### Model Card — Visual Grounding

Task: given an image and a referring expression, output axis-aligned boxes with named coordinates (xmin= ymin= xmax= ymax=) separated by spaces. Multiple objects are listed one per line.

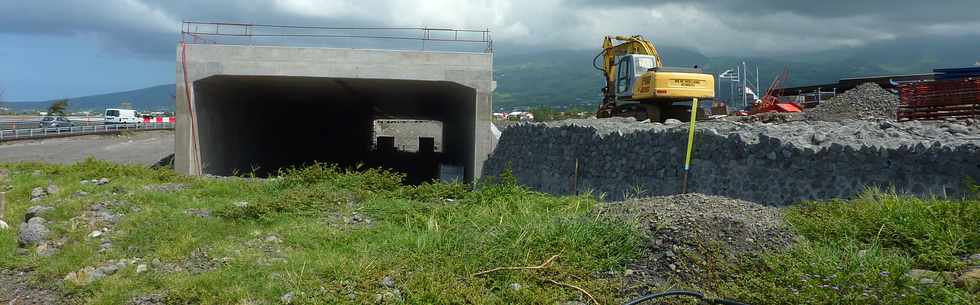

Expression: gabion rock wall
xmin=483 ymin=118 xmax=980 ymax=205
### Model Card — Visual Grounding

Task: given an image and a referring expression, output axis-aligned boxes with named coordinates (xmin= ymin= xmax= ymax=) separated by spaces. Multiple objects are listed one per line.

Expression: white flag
xmin=745 ymin=86 xmax=757 ymax=99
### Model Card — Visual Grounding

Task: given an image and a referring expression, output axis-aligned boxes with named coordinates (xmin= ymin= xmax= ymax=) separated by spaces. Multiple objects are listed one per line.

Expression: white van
xmin=104 ymin=109 xmax=141 ymax=124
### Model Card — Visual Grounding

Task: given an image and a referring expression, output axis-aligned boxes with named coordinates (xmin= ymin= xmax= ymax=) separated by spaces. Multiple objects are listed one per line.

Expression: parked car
xmin=39 ymin=116 xmax=73 ymax=128
xmin=104 ymin=109 xmax=141 ymax=124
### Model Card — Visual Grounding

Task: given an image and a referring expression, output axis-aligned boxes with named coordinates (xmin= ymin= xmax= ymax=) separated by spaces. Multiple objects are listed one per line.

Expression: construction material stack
xmin=898 ymin=67 xmax=980 ymax=121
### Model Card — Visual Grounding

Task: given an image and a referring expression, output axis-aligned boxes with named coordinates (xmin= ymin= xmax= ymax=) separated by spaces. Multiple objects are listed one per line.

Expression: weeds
xmin=786 ymin=188 xmax=979 ymax=271
xmin=1 ymin=161 xmax=640 ymax=304
xmin=712 ymin=188 xmax=980 ymax=304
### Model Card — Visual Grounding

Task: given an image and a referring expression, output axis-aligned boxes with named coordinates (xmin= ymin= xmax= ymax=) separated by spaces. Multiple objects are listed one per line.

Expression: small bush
xmin=220 ymin=164 xmax=406 ymax=220
xmin=275 ymin=163 xmax=404 ymax=194
xmin=219 ymin=186 xmax=357 ymax=220
xmin=404 ymin=181 xmax=469 ymax=202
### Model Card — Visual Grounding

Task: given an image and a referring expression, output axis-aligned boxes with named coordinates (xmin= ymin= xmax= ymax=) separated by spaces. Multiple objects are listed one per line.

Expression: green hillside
xmin=3 ymin=84 xmax=175 ymax=113
xmin=5 ymin=34 xmax=977 ymax=113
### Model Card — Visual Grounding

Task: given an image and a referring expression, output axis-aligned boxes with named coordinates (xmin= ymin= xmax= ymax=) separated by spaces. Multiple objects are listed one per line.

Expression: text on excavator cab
xmin=671 ymin=79 xmax=703 ymax=88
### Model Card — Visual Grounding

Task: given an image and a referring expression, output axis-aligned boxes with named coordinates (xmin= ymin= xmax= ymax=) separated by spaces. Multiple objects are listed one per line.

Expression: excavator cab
xmin=614 ymin=54 xmax=659 ymax=99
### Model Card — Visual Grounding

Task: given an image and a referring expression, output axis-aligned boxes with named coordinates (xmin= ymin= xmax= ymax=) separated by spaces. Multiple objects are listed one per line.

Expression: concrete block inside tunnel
xmin=188 ymin=75 xmax=476 ymax=183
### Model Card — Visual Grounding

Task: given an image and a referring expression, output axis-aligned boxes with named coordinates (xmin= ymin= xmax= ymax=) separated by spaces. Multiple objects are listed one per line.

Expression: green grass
xmin=712 ymin=189 xmax=980 ymax=305
xmin=0 ymin=160 xmax=640 ymax=304
xmin=1 ymin=160 xmax=977 ymax=304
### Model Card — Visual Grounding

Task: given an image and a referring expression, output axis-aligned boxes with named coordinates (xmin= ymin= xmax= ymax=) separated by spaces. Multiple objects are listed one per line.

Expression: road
xmin=0 ymin=130 xmax=174 ymax=165
xmin=0 ymin=115 xmax=104 ymax=130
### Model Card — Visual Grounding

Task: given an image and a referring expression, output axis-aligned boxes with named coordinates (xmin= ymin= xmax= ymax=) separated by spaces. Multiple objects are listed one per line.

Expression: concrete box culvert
xmin=176 ymin=44 xmax=494 ymax=183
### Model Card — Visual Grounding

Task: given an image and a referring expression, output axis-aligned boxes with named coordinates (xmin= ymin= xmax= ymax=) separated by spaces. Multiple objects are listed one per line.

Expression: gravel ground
xmin=0 ymin=130 xmax=173 ymax=165
xmin=603 ymin=193 xmax=796 ymax=292
xmin=806 ymin=83 xmax=900 ymax=121
xmin=542 ymin=116 xmax=980 ymax=147
xmin=0 ymin=269 xmax=62 ymax=304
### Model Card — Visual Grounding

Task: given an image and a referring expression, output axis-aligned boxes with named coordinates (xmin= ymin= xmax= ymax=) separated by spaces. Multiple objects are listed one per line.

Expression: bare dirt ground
xmin=0 ymin=130 xmax=173 ymax=165
xmin=0 ymin=269 xmax=62 ymax=305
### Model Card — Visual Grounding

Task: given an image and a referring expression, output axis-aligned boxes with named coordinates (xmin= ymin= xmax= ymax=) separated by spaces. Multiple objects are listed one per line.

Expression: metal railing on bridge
xmin=181 ymin=21 xmax=493 ymax=53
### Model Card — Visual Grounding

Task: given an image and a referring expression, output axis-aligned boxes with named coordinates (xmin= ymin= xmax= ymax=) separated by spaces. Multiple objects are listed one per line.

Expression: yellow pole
xmin=682 ymin=98 xmax=699 ymax=194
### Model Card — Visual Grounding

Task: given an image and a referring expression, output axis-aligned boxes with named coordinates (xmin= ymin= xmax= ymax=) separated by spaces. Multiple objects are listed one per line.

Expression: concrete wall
xmin=176 ymin=44 xmax=494 ymax=182
xmin=484 ymin=119 xmax=980 ymax=205
xmin=373 ymin=120 xmax=443 ymax=152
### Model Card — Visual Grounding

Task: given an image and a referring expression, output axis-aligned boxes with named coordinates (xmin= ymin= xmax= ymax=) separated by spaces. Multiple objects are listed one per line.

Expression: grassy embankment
xmin=0 ymin=160 xmax=976 ymax=304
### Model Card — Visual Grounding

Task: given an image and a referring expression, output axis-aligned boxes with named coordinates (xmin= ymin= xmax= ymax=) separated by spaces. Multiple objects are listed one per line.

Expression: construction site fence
xmin=898 ymin=78 xmax=980 ymax=121
xmin=0 ymin=122 xmax=174 ymax=143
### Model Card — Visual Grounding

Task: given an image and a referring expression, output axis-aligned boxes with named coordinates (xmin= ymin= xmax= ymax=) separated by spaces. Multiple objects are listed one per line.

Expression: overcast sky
xmin=2 ymin=0 xmax=979 ymax=100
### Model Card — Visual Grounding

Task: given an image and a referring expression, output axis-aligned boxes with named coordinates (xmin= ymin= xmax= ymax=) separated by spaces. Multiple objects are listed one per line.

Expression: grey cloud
xmin=1 ymin=0 xmax=978 ymax=57
xmin=572 ymin=0 xmax=980 ymax=21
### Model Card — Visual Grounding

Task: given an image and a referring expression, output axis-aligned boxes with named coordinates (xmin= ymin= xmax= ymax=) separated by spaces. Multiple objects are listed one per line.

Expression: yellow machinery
xmin=594 ymin=35 xmax=715 ymax=121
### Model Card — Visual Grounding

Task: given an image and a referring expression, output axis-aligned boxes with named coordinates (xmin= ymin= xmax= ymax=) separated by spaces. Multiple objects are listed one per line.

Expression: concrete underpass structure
xmin=175 ymin=44 xmax=494 ymax=183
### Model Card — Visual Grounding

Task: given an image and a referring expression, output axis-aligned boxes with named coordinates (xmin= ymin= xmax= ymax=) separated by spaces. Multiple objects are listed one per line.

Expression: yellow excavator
xmin=594 ymin=35 xmax=715 ymax=122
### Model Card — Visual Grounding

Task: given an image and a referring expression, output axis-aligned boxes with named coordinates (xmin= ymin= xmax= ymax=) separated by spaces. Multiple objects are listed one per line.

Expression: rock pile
xmin=18 ymin=183 xmax=61 ymax=248
xmin=603 ymin=193 xmax=796 ymax=288
xmin=143 ymin=183 xmax=188 ymax=192
xmin=903 ymin=254 xmax=980 ymax=292
xmin=17 ymin=217 xmax=50 ymax=247
xmin=483 ymin=117 xmax=980 ymax=205
xmin=80 ymin=178 xmax=111 ymax=185
xmin=64 ymin=259 xmax=141 ymax=285
xmin=806 ymin=83 xmax=900 ymax=121
xmin=126 ymin=294 xmax=167 ymax=305
xmin=70 ymin=201 xmax=127 ymax=253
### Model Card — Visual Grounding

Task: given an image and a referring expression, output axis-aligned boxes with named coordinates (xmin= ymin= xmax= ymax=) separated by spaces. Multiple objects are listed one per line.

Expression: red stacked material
xmin=898 ymin=78 xmax=980 ymax=121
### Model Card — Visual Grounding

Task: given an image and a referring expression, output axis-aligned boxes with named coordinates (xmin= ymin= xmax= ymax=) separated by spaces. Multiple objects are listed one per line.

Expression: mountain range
xmin=4 ymin=34 xmax=978 ymax=113
xmin=2 ymin=84 xmax=176 ymax=113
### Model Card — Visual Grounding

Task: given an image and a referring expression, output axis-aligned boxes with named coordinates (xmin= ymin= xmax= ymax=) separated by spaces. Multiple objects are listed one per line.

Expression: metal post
xmin=730 ymin=74 xmax=735 ymax=108
xmin=742 ymin=61 xmax=747 ymax=109
xmin=736 ymin=65 xmax=741 ymax=109
xmin=682 ymin=98 xmax=700 ymax=194
xmin=572 ymin=158 xmax=579 ymax=195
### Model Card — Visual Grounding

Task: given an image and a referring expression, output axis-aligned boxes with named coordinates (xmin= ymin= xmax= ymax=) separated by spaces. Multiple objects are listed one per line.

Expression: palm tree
xmin=48 ymin=99 xmax=69 ymax=116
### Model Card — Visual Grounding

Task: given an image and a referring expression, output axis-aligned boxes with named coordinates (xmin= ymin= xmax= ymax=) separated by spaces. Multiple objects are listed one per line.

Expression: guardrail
xmin=0 ymin=122 xmax=174 ymax=143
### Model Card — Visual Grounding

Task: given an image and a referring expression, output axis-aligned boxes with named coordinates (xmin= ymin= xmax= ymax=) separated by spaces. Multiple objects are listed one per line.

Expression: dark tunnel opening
xmin=192 ymin=75 xmax=476 ymax=183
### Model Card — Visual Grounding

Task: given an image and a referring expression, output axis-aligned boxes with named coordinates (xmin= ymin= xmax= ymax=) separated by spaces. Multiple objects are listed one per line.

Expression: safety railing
xmin=0 ymin=122 xmax=174 ymax=143
xmin=181 ymin=21 xmax=493 ymax=53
